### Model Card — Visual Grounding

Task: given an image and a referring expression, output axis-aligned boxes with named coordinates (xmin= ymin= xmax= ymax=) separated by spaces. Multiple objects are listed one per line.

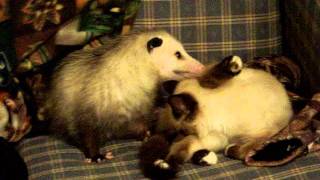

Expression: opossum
xmin=45 ymin=30 xmax=205 ymax=162
xmin=139 ymin=56 xmax=293 ymax=179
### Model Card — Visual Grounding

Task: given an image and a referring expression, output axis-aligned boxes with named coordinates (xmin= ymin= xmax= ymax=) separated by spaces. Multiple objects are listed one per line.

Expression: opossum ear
xmin=147 ymin=37 xmax=163 ymax=53
xmin=168 ymin=93 xmax=198 ymax=121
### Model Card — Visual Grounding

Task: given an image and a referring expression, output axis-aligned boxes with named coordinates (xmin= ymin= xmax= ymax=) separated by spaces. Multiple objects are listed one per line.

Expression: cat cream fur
xmin=172 ymin=68 xmax=292 ymax=160
xmin=139 ymin=56 xmax=293 ymax=179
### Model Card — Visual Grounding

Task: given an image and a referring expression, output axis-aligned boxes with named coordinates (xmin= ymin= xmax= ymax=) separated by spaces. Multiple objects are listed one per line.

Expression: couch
xmin=2 ymin=0 xmax=320 ymax=179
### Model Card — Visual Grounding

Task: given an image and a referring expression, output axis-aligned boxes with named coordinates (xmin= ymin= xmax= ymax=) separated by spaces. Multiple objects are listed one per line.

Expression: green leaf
xmin=124 ymin=0 xmax=141 ymax=20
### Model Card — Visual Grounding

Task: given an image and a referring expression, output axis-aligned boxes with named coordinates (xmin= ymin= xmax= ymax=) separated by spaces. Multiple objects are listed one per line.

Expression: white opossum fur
xmin=139 ymin=56 xmax=293 ymax=178
xmin=45 ymin=30 xmax=205 ymax=162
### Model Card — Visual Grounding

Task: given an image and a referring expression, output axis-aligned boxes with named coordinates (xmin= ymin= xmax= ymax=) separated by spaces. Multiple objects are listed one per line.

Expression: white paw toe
xmin=230 ymin=56 xmax=243 ymax=73
xmin=201 ymin=152 xmax=218 ymax=165
xmin=154 ymin=159 xmax=170 ymax=169
xmin=85 ymin=158 xmax=92 ymax=163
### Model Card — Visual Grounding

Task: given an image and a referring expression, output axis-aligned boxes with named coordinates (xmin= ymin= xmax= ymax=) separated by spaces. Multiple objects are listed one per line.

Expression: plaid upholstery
xmin=14 ymin=2 xmax=320 ymax=179
xmin=17 ymin=136 xmax=320 ymax=179
xmin=281 ymin=0 xmax=320 ymax=96
xmin=134 ymin=0 xmax=282 ymax=64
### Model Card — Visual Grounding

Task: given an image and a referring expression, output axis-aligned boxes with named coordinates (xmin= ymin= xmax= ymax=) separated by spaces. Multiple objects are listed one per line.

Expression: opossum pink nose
xmin=191 ymin=62 xmax=206 ymax=74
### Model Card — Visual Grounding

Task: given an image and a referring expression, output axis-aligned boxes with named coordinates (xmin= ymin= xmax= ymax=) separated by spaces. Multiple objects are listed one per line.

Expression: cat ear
xmin=168 ymin=93 xmax=197 ymax=121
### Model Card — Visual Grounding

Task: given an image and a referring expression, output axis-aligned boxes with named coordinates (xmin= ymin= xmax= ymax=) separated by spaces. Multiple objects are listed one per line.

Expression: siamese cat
xmin=139 ymin=56 xmax=293 ymax=179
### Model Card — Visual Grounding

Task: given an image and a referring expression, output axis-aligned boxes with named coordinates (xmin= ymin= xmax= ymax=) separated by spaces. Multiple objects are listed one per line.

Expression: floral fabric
xmin=0 ymin=0 xmax=141 ymax=141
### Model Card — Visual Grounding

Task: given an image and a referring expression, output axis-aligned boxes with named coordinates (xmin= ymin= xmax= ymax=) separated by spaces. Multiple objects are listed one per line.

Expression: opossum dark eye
xmin=175 ymin=51 xmax=182 ymax=59
xmin=147 ymin=37 xmax=163 ymax=53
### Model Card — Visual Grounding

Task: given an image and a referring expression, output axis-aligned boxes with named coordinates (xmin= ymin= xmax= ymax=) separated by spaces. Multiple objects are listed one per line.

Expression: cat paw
xmin=202 ymin=151 xmax=218 ymax=165
xmin=229 ymin=56 xmax=243 ymax=74
xmin=154 ymin=159 xmax=170 ymax=169
xmin=192 ymin=149 xmax=218 ymax=166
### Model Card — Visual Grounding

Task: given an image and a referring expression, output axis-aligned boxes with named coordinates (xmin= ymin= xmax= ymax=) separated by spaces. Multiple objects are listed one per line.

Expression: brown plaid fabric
xmin=134 ymin=0 xmax=282 ymax=64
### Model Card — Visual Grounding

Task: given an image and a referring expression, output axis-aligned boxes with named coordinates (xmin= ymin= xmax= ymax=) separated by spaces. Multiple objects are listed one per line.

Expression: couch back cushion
xmin=281 ymin=0 xmax=320 ymax=96
xmin=134 ymin=0 xmax=281 ymax=64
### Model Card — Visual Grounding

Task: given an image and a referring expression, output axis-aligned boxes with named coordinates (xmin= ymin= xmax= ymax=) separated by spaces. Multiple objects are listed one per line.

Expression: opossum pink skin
xmin=45 ymin=30 xmax=205 ymax=162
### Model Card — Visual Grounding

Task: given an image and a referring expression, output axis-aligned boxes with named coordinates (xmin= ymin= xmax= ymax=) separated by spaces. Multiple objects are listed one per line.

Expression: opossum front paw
xmin=192 ymin=149 xmax=218 ymax=166
xmin=85 ymin=154 xmax=106 ymax=163
xmin=105 ymin=151 xmax=114 ymax=160
xmin=154 ymin=159 xmax=170 ymax=169
xmin=142 ymin=131 xmax=151 ymax=142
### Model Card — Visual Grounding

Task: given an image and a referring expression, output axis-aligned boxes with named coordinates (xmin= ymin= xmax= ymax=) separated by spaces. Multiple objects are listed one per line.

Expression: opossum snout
xmin=182 ymin=60 xmax=205 ymax=77
xmin=191 ymin=62 xmax=206 ymax=75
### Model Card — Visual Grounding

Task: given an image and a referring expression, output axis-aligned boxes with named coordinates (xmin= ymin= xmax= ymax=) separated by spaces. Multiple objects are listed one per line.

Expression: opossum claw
xmin=85 ymin=158 xmax=92 ymax=163
xmin=143 ymin=131 xmax=152 ymax=142
xmin=85 ymin=154 xmax=106 ymax=163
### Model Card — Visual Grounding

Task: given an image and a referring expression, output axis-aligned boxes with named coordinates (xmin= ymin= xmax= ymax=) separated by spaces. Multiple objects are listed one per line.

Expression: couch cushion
xmin=281 ymin=0 xmax=320 ymax=96
xmin=134 ymin=0 xmax=282 ymax=64
xmin=17 ymin=136 xmax=320 ymax=179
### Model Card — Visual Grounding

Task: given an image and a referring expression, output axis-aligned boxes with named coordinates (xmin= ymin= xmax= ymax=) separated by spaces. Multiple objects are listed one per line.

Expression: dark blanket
xmin=0 ymin=137 xmax=28 ymax=180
